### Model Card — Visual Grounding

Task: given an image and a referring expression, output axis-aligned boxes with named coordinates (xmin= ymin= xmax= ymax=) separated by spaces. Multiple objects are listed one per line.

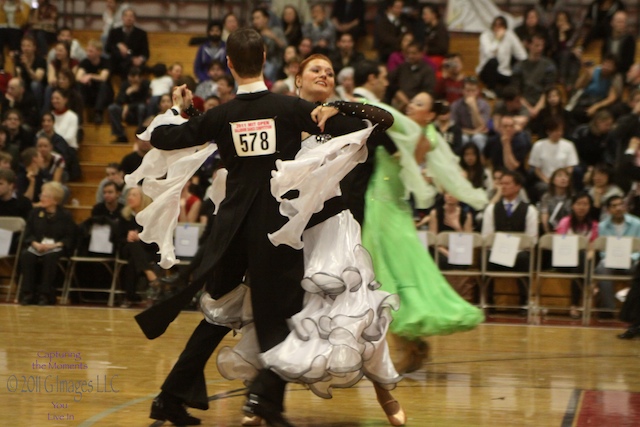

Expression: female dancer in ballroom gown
xmin=219 ymin=54 xmax=407 ymax=426
xmin=133 ymin=55 xmax=407 ymax=425
xmin=361 ymin=92 xmax=487 ymax=373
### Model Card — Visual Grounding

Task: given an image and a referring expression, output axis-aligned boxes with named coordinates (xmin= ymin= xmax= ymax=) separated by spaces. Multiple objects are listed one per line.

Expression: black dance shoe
xmin=618 ymin=328 xmax=640 ymax=340
xmin=150 ymin=393 xmax=201 ymax=426
xmin=243 ymin=394 xmax=294 ymax=427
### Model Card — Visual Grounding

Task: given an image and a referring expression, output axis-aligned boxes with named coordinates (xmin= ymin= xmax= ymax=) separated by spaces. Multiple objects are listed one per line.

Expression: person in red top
xmin=178 ymin=181 xmax=201 ymax=223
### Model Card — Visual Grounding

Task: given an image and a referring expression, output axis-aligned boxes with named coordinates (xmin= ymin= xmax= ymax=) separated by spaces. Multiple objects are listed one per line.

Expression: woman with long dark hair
xmin=459 ymin=142 xmax=491 ymax=190
xmin=555 ymin=191 xmax=598 ymax=318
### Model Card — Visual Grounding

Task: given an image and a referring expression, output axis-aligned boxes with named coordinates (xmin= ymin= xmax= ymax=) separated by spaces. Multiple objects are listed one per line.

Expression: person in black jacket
xmin=19 ymin=181 xmax=76 ymax=305
xmin=107 ymin=67 xmax=150 ymax=143
xmin=141 ymin=28 xmax=372 ymax=427
xmin=105 ymin=8 xmax=149 ymax=79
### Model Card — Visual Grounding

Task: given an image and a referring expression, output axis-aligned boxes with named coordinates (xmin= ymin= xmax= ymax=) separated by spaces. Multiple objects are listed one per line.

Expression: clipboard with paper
xmin=488 ymin=233 xmax=521 ymax=268
xmin=89 ymin=224 xmax=114 ymax=254
xmin=417 ymin=229 xmax=429 ymax=250
xmin=604 ymin=236 xmax=633 ymax=270
xmin=552 ymin=234 xmax=579 ymax=267
xmin=448 ymin=233 xmax=473 ymax=265
xmin=0 ymin=228 xmax=12 ymax=256
xmin=175 ymin=224 xmax=199 ymax=257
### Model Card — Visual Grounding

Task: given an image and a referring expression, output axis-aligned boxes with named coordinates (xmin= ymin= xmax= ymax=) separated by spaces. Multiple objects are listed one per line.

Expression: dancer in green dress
xmin=362 ymin=92 xmax=486 ymax=373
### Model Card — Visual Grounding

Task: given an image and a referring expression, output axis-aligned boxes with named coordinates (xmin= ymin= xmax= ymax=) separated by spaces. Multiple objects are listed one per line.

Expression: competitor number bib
xmin=231 ymin=118 xmax=276 ymax=157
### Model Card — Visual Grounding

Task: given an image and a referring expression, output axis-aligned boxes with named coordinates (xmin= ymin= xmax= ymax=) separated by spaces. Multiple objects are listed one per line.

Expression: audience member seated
xmin=555 ymin=191 xmax=598 ymax=319
xmin=117 ymin=187 xmax=160 ymax=308
xmin=221 ymin=12 xmax=239 ymax=43
xmin=569 ymin=55 xmax=622 ymax=126
xmin=18 ymin=181 xmax=76 ymax=306
xmin=484 ymin=115 xmax=531 ymax=176
xmin=514 ymin=7 xmax=549 ymax=47
xmin=434 ymin=53 xmax=465 ymax=104
xmin=216 ymin=74 xmax=235 ymax=104
xmin=105 ymin=8 xmax=149 ymax=80
xmin=387 ymin=41 xmax=435 ymax=112
xmin=459 ymin=142 xmax=492 ymax=191
xmin=491 ymin=86 xmax=530 ymax=132
xmin=44 ymin=40 xmax=79 ymax=114
xmin=108 ymin=67 xmax=150 ymax=143
xmin=374 ymin=0 xmax=410 ymax=64
xmin=252 ymin=7 xmax=286 ymax=83
xmin=331 ymin=0 xmax=365 ymax=41
xmin=120 ymin=134 xmax=151 ymax=175
xmin=4 ymin=108 xmax=34 ymax=154
xmin=13 ymin=35 xmax=47 ymax=111
xmin=429 ymin=191 xmax=473 ymax=266
xmin=303 ymin=3 xmax=336 ymax=54
xmin=548 ymin=10 xmax=580 ymax=91
xmin=413 ymin=4 xmax=450 ymax=60
xmin=53 ymin=69 xmax=84 ymax=121
xmin=451 ymin=77 xmax=490 ymax=151
xmin=611 ymin=92 xmax=640 ymax=169
xmin=51 ymin=88 xmax=79 ymax=151
xmin=529 ymin=86 xmax=572 ymax=139
xmin=270 ymin=0 xmax=310 ymax=26
xmin=298 ymin=37 xmax=314 ymax=60
xmin=477 ymin=16 xmax=527 ymax=98
xmin=481 ymin=170 xmax=539 ymax=308
xmin=36 ymin=112 xmax=79 ymax=181
xmin=16 ymin=147 xmax=45 ymax=203
xmin=95 ymin=162 xmax=126 ymax=204
xmin=272 ymin=55 xmax=300 ymax=96
xmin=511 ymin=33 xmax=557 ymax=120
xmin=193 ymin=20 xmax=226 ymax=84
xmin=46 ymin=26 xmax=87 ymax=63
xmin=335 ymin=66 xmax=356 ymax=101
xmin=601 ymin=10 xmax=635 ymax=76
xmin=92 ymin=180 xmax=124 ymax=219
xmin=76 ymin=39 xmax=112 ymax=125
xmin=429 ymin=100 xmax=460 ymax=155
xmin=538 ymin=168 xmax=573 ymax=234
xmin=594 ymin=195 xmax=640 ymax=317
xmin=527 ymin=118 xmax=578 ymax=198
xmin=487 ymin=168 xmax=530 ymax=205
xmin=0 ymin=0 xmax=30 ymax=56
xmin=573 ymin=0 xmax=625 ymax=53
xmin=328 ymin=32 xmax=364 ymax=77
xmin=281 ymin=5 xmax=303 ymax=48
xmin=0 ymin=167 xmax=32 ymax=235
xmin=586 ymin=163 xmax=623 ymax=220
xmin=28 ymin=0 xmax=58 ymax=57
xmin=1 ymin=77 xmax=38 ymax=130
xmin=36 ymin=134 xmax=65 ymax=185
xmin=178 ymin=181 xmax=202 ymax=223
xmin=195 ymin=60 xmax=225 ymax=100
xmin=101 ymin=0 xmax=130 ymax=48
xmin=146 ymin=63 xmax=174 ymax=117
xmin=571 ymin=109 xmax=615 ymax=188
xmin=0 ymin=129 xmax=18 ymax=170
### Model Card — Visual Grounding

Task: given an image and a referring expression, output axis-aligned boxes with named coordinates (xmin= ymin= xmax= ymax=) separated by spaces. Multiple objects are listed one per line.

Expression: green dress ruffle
xmin=362 ymin=147 xmax=485 ymax=339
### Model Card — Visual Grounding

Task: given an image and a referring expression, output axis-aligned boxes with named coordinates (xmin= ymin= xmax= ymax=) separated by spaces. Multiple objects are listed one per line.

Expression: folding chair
xmin=0 ymin=217 xmax=26 ymax=302
xmin=586 ymin=236 xmax=640 ymax=323
xmin=61 ymin=221 xmax=116 ymax=305
xmin=481 ymin=232 xmax=536 ymax=322
xmin=416 ymin=229 xmax=437 ymax=259
xmin=434 ymin=231 xmax=484 ymax=304
xmin=534 ymin=234 xmax=589 ymax=325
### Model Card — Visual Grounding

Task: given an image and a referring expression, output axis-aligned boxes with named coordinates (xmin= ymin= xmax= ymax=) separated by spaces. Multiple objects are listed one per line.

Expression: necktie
xmin=506 ymin=202 xmax=513 ymax=217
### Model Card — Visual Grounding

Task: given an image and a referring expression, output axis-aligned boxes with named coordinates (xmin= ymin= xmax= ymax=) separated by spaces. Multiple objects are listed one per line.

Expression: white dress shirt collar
xmin=353 ymin=86 xmax=380 ymax=102
xmin=236 ymin=81 xmax=268 ymax=95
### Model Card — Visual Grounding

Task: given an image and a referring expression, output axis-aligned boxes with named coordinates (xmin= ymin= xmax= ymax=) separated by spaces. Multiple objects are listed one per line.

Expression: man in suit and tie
xmin=105 ymin=8 xmax=149 ymax=79
xmin=374 ymin=0 xmax=408 ymax=63
xmin=481 ymin=170 xmax=539 ymax=308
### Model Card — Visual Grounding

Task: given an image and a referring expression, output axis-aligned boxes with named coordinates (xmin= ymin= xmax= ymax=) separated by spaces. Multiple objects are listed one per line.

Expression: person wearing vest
xmin=481 ymin=170 xmax=539 ymax=309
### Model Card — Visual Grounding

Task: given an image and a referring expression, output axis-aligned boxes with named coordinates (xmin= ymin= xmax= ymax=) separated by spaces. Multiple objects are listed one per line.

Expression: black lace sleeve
xmin=328 ymin=101 xmax=394 ymax=132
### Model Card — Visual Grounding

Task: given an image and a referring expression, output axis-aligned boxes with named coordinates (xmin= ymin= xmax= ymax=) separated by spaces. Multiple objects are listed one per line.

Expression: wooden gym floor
xmin=1 ymin=303 xmax=639 ymax=427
